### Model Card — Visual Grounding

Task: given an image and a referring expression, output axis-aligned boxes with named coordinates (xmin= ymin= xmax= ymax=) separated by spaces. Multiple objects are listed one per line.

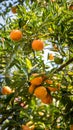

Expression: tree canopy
xmin=0 ymin=0 xmax=73 ymax=130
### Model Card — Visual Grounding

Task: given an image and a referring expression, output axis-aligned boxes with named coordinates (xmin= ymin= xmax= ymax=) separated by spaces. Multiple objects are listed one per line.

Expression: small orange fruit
xmin=28 ymin=85 xmax=36 ymax=94
xmin=30 ymin=76 xmax=43 ymax=86
xmin=32 ymin=39 xmax=44 ymax=51
xmin=70 ymin=124 xmax=73 ymax=130
xmin=11 ymin=6 xmax=17 ymax=14
xmin=1 ymin=86 xmax=13 ymax=95
xmin=45 ymin=79 xmax=53 ymax=84
xmin=32 ymin=72 xmax=47 ymax=81
xmin=41 ymin=94 xmax=53 ymax=104
xmin=34 ymin=86 xmax=47 ymax=99
xmin=21 ymin=125 xmax=31 ymax=130
xmin=48 ymin=86 xmax=58 ymax=92
xmin=49 ymin=54 xmax=54 ymax=60
xmin=10 ymin=30 xmax=22 ymax=41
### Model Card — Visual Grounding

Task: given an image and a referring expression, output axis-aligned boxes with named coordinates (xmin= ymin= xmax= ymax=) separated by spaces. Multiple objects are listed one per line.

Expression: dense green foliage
xmin=0 ymin=0 xmax=73 ymax=130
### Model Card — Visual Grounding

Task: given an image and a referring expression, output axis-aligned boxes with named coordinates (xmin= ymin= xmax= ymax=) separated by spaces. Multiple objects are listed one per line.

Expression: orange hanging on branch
xmin=30 ymin=76 xmax=43 ymax=86
xmin=45 ymin=79 xmax=53 ymax=84
xmin=34 ymin=86 xmax=47 ymax=99
xmin=28 ymin=85 xmax=36 ymax=94
xmin=41 ymin=94 xmax=53 ymax=104
xmin=48 ymin=53 xmax=54 ymax=60
xmin=10 ymin=30 xmax=22 ymax=41
xmin=32 ymin=39 xmax=44 ymax=51
xmin=1 ymin=86 xmax=13 ymax=95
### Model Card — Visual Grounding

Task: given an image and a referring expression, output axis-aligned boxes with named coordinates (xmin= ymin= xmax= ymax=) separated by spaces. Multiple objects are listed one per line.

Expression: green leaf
xmin=25 ymin=58 xmax=32 ymax=69
xmin=3 ymin=93 xmax=14 ymax=104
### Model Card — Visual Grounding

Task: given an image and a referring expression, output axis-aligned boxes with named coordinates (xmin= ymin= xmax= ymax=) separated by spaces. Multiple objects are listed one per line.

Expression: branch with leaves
xmin=55 ymin=57 xmax=73 ymax=72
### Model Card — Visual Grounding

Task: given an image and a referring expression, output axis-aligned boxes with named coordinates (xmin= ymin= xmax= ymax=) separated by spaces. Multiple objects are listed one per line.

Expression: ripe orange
xmin=34 ymin=86 xmax=47 ymax=99
xmin=10 ymin=30 xmax=22 ymax=41
xmin=28 ymin=85 xmax=36 ymax=94
xmin=49 ymin=54 xmax=54 ymax=60
xmin=1 ymin=86 xmax=13 ymax=95
xmin=70 ymin=124 xmax=73 ymax=130
xmin=21 ymin=125 xmax=31 ymax=130
xmin=11 ymin=6 xmax=17 ymax=14
xmin=32 ymin=72 xmax=47 ymax=81
xmin=41 ymin=94 xmax=53 ymax=104
xmin=32 ymin=39 xmax=44 ymax=51
xmin=48 ymin=86 xmax=58 ymax=92
xmin=45 ymin=79 xmax=53 ymax=84
xmin=30 ymin=76 xmax=43 ymax=86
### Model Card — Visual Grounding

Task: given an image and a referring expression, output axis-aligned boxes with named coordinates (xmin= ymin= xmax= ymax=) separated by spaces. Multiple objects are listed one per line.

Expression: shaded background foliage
xmin=0 ymin=0 xmax=73 ymax=130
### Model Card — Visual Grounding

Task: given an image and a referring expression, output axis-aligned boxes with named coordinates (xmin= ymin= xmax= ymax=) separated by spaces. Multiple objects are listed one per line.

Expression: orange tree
xmin=0 ymin=0 xmax=73 ymax=129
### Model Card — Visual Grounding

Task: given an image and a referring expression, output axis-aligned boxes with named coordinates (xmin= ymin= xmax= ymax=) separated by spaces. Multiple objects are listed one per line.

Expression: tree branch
xmin=55 ymin=57 xmax=73 ymax=72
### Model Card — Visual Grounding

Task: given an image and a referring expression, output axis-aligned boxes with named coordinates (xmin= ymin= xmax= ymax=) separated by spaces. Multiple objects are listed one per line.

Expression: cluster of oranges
xmin=10 ymin=29 xmax=59 ymax=53
xmin=10 ymin=3 xmax=45 ymax=51
xmin=10 ymin=29 xmax=44 ymax=51
xmin=28 ymin=73 xmax=60 ymax=104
